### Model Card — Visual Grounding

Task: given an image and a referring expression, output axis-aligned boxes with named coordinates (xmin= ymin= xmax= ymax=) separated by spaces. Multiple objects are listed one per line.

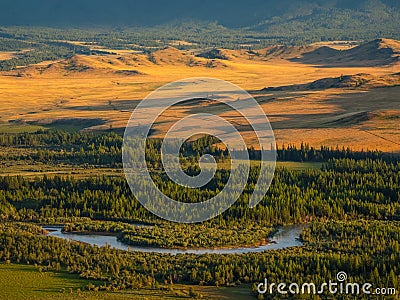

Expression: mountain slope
xmin=0 ymin=0 xmax=399 ymax=31
xmin=262 ymin=72 xmax=400 ymax=91
xmin=249 ymin=0 xmax=400 ymax=42
xmin=291 ymin=38 xmax=400 ymax=66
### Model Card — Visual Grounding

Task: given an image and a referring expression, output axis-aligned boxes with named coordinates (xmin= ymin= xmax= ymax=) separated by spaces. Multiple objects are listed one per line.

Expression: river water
xmin=43 ymin=224 xmax=306 ymax=255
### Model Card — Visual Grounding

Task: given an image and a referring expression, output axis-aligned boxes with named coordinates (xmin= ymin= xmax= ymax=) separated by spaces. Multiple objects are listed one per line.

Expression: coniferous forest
xmin=0 ymin=130 xmax=399 ymax=299
xmin=1 ymin=1 xmax=400 ymax=299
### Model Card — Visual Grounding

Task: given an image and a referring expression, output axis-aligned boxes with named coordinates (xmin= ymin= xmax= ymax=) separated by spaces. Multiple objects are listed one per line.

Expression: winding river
xmin=43 ymin=224 xmax=306 ymax=255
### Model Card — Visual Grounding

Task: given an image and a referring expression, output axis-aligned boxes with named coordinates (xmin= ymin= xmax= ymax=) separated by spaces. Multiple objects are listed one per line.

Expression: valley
xmin=0 ymin=38 xmax=399 ymax=153
xmin=0 ymin=9 xmax=399 ymax=298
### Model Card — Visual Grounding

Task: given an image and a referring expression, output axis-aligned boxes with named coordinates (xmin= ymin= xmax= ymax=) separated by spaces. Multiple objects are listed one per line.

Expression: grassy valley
xmin=0 ymin=6 xmax=399 ymax=298
xmin=0 ymin=36 xmax=399 ymax=152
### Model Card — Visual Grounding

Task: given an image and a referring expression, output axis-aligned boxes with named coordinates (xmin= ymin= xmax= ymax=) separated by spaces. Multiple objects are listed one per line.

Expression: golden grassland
xmin=0 ymin=43 xmax=399 ymax=152
xmin=0 ymin=51 xmax=17 ymax=60
xmin=309 ymin=41 xmax=359 ymax=50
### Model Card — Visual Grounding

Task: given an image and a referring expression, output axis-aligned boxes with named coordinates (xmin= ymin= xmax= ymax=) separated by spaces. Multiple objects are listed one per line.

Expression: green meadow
xmin=0 ymin=264 xmax=253 ymax=300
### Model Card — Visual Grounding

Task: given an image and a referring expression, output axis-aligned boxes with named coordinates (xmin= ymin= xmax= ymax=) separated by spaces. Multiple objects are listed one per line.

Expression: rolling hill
xmin=292 ymin=38 xmax=400 ymax=67
xmin=1 ymin=37 xmax=399 ymax=152
xmin=8 ymin=38 xmax=400 ymax=78
xmin=262 ymin=73 xmax=400 ymax=91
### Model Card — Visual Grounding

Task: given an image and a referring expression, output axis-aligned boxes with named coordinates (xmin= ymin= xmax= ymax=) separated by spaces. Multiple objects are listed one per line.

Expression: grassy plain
xmin=0 ymin=264 xmax=253 ymax=300
xmin=0 ymin=263 xmax=100 ymax=300
xmin=0 ymin=159 xmax=321 ymax=178
xmin=0 ymin=42 xmax=399 ymax=152
xmin=1 ymin=37 xmax=399 ymax=300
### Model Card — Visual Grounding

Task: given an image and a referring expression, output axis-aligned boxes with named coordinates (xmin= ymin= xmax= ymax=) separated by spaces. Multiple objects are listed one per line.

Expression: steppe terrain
xmin=1 ymin=38 xmax=399 ymax=152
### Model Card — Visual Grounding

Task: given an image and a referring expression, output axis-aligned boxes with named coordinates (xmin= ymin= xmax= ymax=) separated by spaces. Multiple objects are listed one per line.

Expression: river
xmin=42 ymin=224 xmax=306 ymax=255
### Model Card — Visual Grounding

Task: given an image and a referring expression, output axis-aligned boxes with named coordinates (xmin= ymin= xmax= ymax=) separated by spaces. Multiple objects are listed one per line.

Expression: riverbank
xmin=53 ymin=223 xmax=281 ymax=250
xmin=43 ymin=224 xmax=306 ymax=255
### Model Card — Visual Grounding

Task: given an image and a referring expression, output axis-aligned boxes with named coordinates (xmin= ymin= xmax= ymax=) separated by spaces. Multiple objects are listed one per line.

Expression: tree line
xmin=0 ymin=130 xmax=391 ymax=168
xmin=0 ymin=220 xmax=398 ymax=299
xmin=0 ymin=157 xmax=399 ymax=227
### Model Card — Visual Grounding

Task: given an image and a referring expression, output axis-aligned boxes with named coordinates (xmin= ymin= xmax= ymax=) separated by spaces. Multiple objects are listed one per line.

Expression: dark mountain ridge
xmin=1 ymin=0 xmax=399 ymax=28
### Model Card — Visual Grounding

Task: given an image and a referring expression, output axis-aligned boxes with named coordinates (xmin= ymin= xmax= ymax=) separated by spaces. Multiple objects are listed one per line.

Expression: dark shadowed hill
xmin=291 ymin=39 xmax=400 ymax=67
xmin=261 ymin=72 xmax=400 ymax=91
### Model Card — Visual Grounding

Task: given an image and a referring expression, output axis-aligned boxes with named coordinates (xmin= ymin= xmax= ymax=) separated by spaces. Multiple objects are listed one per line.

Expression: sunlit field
xmin=1 ymin=39 xmax=399 ymax=152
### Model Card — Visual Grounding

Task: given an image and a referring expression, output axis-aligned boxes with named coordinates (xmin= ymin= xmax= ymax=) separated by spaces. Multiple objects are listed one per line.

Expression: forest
xmin=0 ymin=129 xmax=399 ymax=298
xmin=1 ymin=1 xmax=399 ymax=298
xmin=0 ymin=219 xmax=399 ymax=299
xmin=0 ymin=130 xmax=387 ymax=167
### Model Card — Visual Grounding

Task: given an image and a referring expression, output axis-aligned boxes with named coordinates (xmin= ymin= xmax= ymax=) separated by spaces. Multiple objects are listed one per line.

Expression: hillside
xmin=257 ymin=45 xmax=319 ymax=60
xmin=262 ymin=73 xmax=400 ymax=91
xmin=4 ymin=39 xmax=400 ymax=78
xmin=7 ymin=46 xmax=231 ymax=77
xmin=292 ymin=38 xmax=400 ymax=67
xmin=1 ymin=37 xmax=399 ymax=152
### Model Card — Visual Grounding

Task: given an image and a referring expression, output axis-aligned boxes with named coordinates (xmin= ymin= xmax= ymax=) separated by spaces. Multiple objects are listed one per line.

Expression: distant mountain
xmin=249 ymin=0 xmax=400 ymax=42
xmin=0 ymin=0 xmax=399 ymax=29
xmin=0 ymin=0 xmax=400 ymax=54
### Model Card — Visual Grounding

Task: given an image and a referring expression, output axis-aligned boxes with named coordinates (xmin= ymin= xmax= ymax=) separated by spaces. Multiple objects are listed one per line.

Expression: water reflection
xmin=43 ymin=224 xmax=306 ymax=255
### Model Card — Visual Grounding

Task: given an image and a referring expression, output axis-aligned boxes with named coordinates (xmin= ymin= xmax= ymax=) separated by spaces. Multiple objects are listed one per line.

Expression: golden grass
xmin=0 ymin=51 xmax=17 ymax=60
xmin=0 ymin=46 xmax=399 ymax=152
xmin=310 ymin=41 xmax=360 ymax=50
